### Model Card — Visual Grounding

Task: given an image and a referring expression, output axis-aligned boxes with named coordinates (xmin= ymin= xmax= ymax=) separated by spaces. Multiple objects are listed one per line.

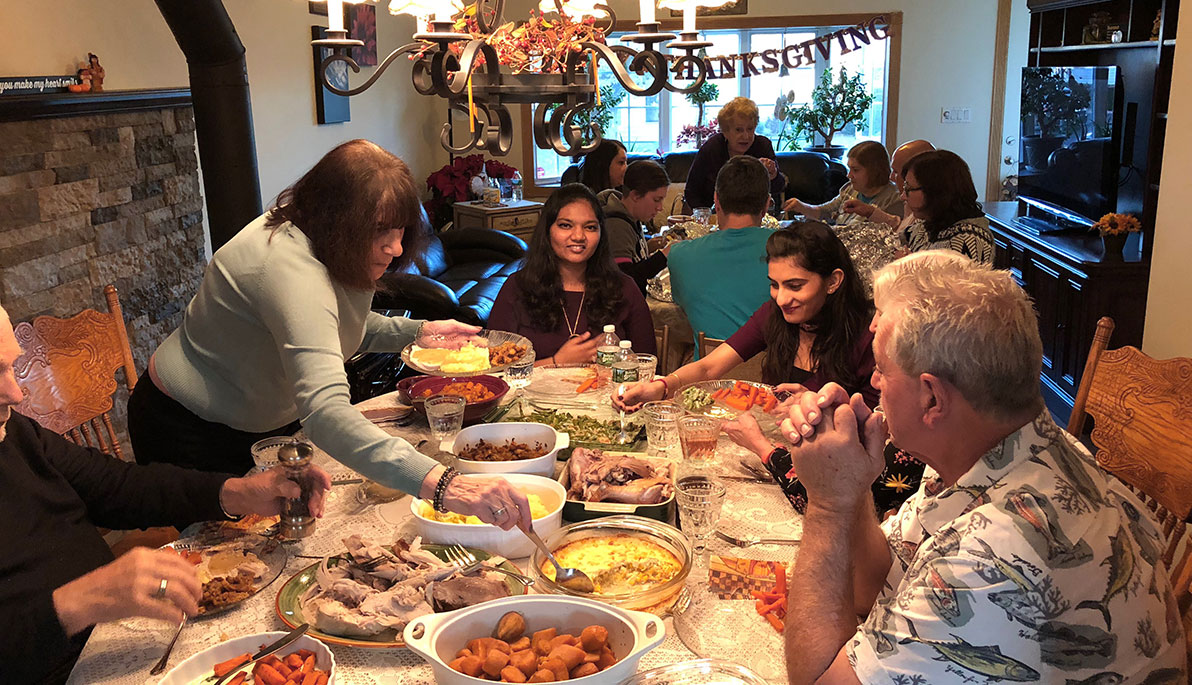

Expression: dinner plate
xmin=525 ymin=363 xmax=610 ymax=401
xmin=673 ymin=590 xmax=785 ymax=683
xmin=400 ymin=329 xmax=532 ymax=377
xmin=676 ymin=379 xmax=777 ymax=421
xmin=165 ymin=531 xmax=288 ymax=618
xmin=275 ymin=544 xmax=529 ymax=648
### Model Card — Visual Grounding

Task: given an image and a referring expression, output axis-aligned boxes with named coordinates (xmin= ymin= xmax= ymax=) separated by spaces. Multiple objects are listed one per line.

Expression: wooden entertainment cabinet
xmin=990 ymin=0 xmax=1177 ymax=423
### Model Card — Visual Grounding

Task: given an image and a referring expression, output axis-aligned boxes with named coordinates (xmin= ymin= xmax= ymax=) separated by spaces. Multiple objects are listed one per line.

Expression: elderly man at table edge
xmin=0 ymin=302 xmax=334 ymax=684
xmin=778 ymin=251 xmax=1185 ymax=684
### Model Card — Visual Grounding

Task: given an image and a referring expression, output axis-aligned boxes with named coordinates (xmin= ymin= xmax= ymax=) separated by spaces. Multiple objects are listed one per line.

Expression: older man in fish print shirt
xmin=775 ymin=251 xmax=1185 ymax=684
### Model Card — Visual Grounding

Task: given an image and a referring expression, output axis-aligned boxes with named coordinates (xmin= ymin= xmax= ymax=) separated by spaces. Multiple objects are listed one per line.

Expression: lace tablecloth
xmin=69 ymin=392 xmax=801 ymax=684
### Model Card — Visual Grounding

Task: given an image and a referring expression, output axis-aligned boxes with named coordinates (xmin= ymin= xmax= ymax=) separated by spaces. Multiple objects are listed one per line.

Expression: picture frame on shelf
xmin=312 ymin=26 xmax=351 ymax=125
xmin=668 ymin=0 xmax=746 ymax=19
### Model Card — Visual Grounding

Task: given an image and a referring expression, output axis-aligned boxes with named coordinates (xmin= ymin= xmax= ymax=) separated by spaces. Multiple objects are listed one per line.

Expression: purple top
xmin=683 ymin=132 xmax=786 ymax=210
xmin=488 ymin=272 xmax=657 ymax=359
xmin=725 ymin=300 xmax=879 ymax=408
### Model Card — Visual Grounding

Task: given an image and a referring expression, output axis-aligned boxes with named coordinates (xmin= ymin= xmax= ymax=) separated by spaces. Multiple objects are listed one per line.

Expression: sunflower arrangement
xmin=1092 ymin=212 xmax=1141 ymax=236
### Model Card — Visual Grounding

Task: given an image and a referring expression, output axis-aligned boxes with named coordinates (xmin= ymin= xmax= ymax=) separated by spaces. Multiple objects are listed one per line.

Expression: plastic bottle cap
xmin=604 ymin=325 xmax=615 ymax=332
xmin=619 ymin=340 xmax=632 ymax=348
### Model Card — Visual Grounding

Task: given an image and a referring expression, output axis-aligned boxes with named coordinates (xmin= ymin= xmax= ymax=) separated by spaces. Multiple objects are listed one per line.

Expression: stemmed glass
xmin=676 ymin=475 xmax=727 ymax=556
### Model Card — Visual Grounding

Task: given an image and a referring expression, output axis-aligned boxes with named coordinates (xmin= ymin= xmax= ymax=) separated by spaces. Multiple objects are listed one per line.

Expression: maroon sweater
xmin=489 ymin=272 xmax=657 ymax=359
xmin=725 ymin=300 xmax=879 ymax=408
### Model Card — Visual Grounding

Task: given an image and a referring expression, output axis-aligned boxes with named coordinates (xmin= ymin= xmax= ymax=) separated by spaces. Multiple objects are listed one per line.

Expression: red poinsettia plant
xmin=424 ymin=155 xmax=519 ymax=229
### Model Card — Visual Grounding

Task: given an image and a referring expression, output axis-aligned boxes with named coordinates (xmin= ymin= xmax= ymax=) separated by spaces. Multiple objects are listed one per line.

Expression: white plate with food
xmin=525 ymin=363 xmax=611 ymax=402
xmin=401 ymin=330 xmax=532 ymax=377
xmin=158 ymin=630 xmax=336 ymax=685
xmin=167 ymin=531 xmax=288 ymax=617
xmin=275 ymin=537 xmax=528 ymax=648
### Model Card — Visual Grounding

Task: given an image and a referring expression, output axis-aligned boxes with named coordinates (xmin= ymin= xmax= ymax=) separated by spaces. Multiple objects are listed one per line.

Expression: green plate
xmin=275 ymin=544 xmax=528 ymax=648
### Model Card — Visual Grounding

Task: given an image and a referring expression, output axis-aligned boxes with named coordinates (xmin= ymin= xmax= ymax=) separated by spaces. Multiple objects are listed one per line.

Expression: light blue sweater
xmin=153 ymin=214 xmax=439 ymax=494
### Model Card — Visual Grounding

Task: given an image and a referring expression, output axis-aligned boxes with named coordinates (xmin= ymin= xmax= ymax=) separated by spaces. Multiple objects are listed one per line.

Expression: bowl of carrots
xmin=677 ymin=380 xmax=778 ymax=420
xmin=410 ymin=375 xmax=510 ymax=423
xmin=159 ymin=630 xmax=336 ymax=684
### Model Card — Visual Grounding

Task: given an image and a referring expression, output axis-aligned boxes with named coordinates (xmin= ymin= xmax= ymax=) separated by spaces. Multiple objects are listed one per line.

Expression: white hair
xmin=872 ymin=250 xmax=1043 ymax=419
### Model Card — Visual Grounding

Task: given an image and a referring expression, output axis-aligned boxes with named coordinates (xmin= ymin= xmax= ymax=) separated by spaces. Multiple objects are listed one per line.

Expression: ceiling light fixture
xmin=309 ymin=0 xmax=725 ymax=156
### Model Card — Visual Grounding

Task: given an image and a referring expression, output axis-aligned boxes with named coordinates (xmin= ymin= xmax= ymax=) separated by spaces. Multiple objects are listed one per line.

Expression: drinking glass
xmin=249 ymin=436 xmax=294 ymax=475
xmin=678 ymin=415 xmax=720 ymax=469
xmin=425 ymin=395 xmax=466 ymax=446
xmin=634 ymin=353 xmax=658 ymax=383
xmin=643 ymin=400 xmax=683 ymax=458
xmin=693 ymin=207 xmax=712 ymax=225
xmin=676 ymin=475 xmax=727 ymax=554
xmin=504 ymin=350 xmax=536 ymax=390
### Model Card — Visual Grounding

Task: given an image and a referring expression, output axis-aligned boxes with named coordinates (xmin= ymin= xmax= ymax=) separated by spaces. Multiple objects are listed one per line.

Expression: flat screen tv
xmin=1018 ymin=66 xmax=1121 ymax=226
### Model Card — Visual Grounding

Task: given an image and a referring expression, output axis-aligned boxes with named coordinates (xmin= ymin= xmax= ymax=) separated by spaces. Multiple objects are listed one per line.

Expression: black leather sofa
xmin=561 ymin=149 xmax=848 ymax=207
xmin=373 ymin=226 xmax=527 ymax=326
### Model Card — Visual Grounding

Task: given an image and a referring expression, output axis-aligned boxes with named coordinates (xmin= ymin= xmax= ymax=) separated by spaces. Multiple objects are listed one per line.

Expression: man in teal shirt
xmin=669 ymin=156 xmax=774 ymax=354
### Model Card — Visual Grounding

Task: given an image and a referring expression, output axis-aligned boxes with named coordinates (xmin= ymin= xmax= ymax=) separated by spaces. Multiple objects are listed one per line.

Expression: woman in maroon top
xmin=616 ymin=221 xmax=875 ymax=407
xmin=489 ymin=184 xmax=656 ymax=364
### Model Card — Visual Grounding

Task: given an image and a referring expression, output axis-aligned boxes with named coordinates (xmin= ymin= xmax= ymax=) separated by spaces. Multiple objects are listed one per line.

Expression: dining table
xmin=69 ymin=387 xmax=804 ymax=684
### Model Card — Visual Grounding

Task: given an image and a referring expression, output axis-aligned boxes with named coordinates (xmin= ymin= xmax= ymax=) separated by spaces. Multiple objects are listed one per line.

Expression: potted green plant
xmin=1021 ymin=68 xmax=1091 ymax=170
xmin=786 ymin=68 xmax=874 ymax=159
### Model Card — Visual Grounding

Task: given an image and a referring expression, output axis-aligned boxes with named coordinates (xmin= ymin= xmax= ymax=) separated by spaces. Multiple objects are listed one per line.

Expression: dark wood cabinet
xmin=986 ymin=202 xmax=1150 ymax=423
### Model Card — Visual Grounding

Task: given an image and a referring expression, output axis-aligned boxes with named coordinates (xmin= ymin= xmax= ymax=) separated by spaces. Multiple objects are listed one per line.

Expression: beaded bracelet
xmin=433 ymin=466 xmax=460 ymax=513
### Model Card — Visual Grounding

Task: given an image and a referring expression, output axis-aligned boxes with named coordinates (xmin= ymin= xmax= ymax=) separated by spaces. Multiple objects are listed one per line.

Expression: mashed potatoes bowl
xmin=411 ymin=473 xmax=565 ymax=558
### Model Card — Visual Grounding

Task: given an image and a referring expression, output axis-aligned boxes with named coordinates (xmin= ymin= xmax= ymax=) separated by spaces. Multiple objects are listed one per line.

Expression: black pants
xmin=128 ymin=375 xmax=300 ymax=475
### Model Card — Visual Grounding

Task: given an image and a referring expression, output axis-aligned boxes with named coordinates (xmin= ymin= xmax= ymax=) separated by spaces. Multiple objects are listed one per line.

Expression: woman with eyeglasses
xmin=898 ymin=150 xmax=993 ymax=264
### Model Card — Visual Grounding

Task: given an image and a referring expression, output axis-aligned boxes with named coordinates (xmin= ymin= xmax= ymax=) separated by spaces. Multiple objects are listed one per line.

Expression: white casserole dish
xmin=444 ymin=422 xmax=569 ymax=478
xmin=403 ymin=594 xmax=665 ymax=685
xmin=159 ymin=631 xmax=336 ymax=684
xmin=410 ymin=473 xmax=566 ymax=558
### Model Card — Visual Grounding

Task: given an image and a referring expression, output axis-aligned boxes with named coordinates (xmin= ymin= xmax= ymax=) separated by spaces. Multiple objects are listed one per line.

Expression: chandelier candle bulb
xmin=640 ymin=0 xmax=656 ymax=25
xmin=683 ymin=7 xmax=695 ymax=33
xmin=326 ymin=0 xmax=345 ymax=33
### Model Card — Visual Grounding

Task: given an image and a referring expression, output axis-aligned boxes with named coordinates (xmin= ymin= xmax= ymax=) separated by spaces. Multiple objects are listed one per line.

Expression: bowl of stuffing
xmin=445 ymin=422 xmax=569 ymax=478
xmin=410 ymin=375 xmax=509 ymax=423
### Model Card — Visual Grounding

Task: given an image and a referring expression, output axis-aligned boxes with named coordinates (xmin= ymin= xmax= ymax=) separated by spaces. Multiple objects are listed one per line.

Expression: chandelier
xmin=310 ymin=0 xmax=728 ymax=156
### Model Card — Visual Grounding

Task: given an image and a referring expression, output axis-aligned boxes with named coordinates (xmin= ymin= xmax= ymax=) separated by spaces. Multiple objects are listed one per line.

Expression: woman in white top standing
xmin=127 ymin=139 xmax=533 ymax=531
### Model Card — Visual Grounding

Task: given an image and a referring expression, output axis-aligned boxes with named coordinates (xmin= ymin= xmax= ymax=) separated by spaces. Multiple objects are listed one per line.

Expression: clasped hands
xmin=52 ymin=465 xmax=331 ymax=636
xmin=777 ymin=383 xmax=888 ymax=512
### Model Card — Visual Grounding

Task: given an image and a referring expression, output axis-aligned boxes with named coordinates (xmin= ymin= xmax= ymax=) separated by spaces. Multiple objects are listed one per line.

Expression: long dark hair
xmin=265 ymin=139 xmax=424 ymax=289
xmin=904 ymin=150 xmax=983 ymax=240
xmin=515 ymin=184 xmax=624 ymax=331
xmin=579 ymin=139 xmax=626 ymax=193
xmin=761 ymin=222 xmax=873 ymax=391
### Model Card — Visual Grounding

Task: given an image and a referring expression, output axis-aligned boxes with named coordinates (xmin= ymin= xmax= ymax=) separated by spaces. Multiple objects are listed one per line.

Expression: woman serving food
xmin=128 ymin=139 xmax=532 ymax=531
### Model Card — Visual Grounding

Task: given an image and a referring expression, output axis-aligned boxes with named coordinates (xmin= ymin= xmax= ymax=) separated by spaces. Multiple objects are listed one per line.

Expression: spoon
xmin=522 ymin=527 xmax=595 ymax=593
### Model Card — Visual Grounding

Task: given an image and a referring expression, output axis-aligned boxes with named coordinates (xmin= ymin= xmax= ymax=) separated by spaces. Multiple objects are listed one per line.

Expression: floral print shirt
xmin=846 ymin=410 xmax=1186 ymax=684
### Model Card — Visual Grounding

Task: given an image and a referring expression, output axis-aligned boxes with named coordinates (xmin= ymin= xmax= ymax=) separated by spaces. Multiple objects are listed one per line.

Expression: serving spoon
xmin=521 ymin=526 xmax=595 ymax=593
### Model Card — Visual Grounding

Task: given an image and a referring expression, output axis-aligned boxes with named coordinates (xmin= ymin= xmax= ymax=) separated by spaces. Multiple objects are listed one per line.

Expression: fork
xmin=149 ymin=615 xmax=187 ymax=675
xmin=443 ymin=544 xmax=535 ymax=587
xmin=737 ymin=458 xmax=773 ymax=481
xmin=292 ymin=553 xmax=389 ymax=571
xmin=715 ymin=529 xmax=801 ymax=548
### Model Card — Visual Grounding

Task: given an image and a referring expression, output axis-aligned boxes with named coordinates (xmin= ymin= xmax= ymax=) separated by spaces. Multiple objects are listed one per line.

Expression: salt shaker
xmin=277 ymin=440 xmax=316 ymax=538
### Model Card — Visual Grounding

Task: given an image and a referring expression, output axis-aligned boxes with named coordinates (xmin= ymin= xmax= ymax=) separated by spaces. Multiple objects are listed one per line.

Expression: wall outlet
xmin=941 ymin=107 xmax=972 ymax=124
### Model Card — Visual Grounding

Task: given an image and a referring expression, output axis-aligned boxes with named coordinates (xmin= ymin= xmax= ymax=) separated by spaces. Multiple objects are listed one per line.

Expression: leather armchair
xmin=374 ymin=227 xmax=527 ymax=326
xmin=560 ymin=149 xmax=846 ymax=206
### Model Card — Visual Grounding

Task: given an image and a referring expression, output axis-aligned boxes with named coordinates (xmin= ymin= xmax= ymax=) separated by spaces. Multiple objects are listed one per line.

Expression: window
xmin=531 ymin=21 xmax=892 ymax=184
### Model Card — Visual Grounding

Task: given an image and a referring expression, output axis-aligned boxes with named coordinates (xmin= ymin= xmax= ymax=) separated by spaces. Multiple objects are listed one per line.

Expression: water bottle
xmin=596 ymin=325 xmax=620 ymax=367
xmin=510 ymin=171 xmax=523 ymax=201
xmin=612 ymin=340 xmax=640 ymax=384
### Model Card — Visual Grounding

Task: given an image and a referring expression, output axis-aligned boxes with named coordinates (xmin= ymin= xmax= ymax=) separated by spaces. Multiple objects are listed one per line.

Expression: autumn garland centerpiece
xmin=1091 ymin=212 xmax=1140 ymax=260
xmin=425 ymin=154 xmax=518 ymax=230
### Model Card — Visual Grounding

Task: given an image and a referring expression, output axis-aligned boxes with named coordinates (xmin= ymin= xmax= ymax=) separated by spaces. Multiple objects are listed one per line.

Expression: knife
xmin=210 ymin=624 xmax=310 ymax=685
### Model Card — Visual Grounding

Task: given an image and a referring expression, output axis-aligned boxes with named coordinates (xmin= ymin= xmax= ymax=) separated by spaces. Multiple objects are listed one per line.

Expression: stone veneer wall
xmin=0 ymin=97 xmax=206 ymax=448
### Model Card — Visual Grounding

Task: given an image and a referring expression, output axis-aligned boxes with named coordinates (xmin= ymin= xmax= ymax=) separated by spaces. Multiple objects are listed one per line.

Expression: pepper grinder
xmin=277 ymin=440 xmax=316 ymax=539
